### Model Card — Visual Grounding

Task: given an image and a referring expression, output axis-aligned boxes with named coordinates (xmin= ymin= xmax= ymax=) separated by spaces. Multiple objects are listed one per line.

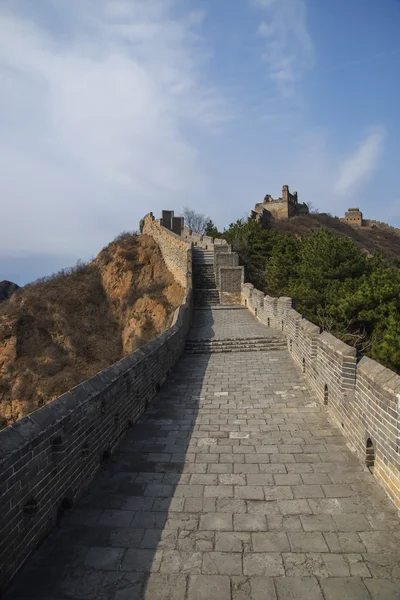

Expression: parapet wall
xmin=142 ymin=213 xmax=192 ymax=289
xmin=220 ymin=267 xmax=244 ymax=305
xmin=181 ymin=226 xmax=228 ymax=249
xmin=0 ymin=291 xmax=193 ymax=592
xmin=364 ymin=219 xmax=400 ymax=237
xmin=213 ymin=244 xmax=244 ymax=305
xmin=214 ymin=248 xmax=239 ymax=287
xmin=242 ymin=283 xmax=400 ymax=510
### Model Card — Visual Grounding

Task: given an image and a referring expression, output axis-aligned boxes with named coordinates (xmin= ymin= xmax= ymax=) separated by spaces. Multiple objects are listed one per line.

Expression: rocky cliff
xmin=0 ymin=280 xmax=19 ymax=303
xmin=0 ymin=233 xmax=183 ymax=428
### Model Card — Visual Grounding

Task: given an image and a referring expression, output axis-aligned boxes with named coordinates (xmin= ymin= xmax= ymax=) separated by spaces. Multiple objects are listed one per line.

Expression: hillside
xmin=0 ymin=280 xmax=20 ymax=303
xmin=0 ymin=233 xmax=183 ymax=429
xmin=218 ymin=216 xmax=400 ymax=373
xmin=270 ymin=214 xmax=400 ymax=261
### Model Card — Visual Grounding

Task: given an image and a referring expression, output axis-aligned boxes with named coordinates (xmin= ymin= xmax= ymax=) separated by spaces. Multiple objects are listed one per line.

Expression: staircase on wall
xmin=192 ymin=246 xmax=220 ymax=307
xmin=185 ymin=335 xmax=286 ymax=353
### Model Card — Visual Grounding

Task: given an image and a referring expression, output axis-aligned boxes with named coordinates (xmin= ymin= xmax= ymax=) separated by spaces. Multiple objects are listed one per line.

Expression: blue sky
xmin=1 ymin=0 xmax=400 ymax=285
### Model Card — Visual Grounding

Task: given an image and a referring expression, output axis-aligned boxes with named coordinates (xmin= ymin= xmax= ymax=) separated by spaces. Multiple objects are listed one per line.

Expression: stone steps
xmin=193 ymin=284 xmax=217 ymax=290
xmin=193 ymin=251 xmax=218 ymax=305
xmin=194 ymin=290 xmax=219 ymax=297
xmin=194 ymin=299 xmax=220 ymax=307
xmin=193 ymin=266 xmax=217 ymax=289
xmin=185 ymin=336 xmax=286 ymax=353
xmin=193 ymin=249 xmax=214 ymax=265
xmin=193 ymin=266 xmax=215 ymax=273
xmin=193 ymin=276 xmax=216 ymax=285
xmin=193 ymin=278 xmax=217 ymax=287
xmin=193 ymin=287 xmax=220 ymax=307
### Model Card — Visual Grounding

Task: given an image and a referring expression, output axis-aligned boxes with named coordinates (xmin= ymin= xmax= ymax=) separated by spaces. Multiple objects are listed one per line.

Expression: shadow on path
xmin=5 ymin=315 xmax=215 ymax=600
xmin=5 ymin=307 xmax=400 ymax=600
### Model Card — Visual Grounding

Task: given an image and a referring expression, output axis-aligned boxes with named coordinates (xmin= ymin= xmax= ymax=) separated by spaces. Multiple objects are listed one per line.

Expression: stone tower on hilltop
xmin=250 ymin=185 xmax=309 ymax=227
xmin=341 ymin=208 xmax=363 ymax=227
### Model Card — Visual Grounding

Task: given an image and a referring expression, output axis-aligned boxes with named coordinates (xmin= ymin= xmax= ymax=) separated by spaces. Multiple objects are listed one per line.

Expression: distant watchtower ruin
xmin=341 ymin=208 xmax=363 ymax=227
xmin=250 ymin=185 xmax=309 ymax=227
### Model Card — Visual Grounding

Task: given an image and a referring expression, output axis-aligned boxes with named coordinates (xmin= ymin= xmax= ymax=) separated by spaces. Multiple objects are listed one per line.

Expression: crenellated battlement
xmin=340 ymin=208 xmax=400 ymax=235
xmin=252 ymin=184 xmax=309 ymax=223
xmin=242 ymin=282 xmax=400 ymax=510
xmin=2 ymin=206 xmax=400 ymax=595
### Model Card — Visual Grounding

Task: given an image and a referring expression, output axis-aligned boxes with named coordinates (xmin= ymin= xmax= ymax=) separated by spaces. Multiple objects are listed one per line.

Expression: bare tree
xmin=318 ymin=309 xmax=379 ymax=354
xmin=306 ymin=201 xmax=319 ymax=215
xmin=182 ymin=207 xmax=211 ymax=235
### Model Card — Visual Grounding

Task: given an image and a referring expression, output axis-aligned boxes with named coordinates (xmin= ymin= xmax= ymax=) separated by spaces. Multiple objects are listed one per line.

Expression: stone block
xmin=275 ymin=576 xmax=323 ymax=600
xmin=320 ymin=577 xmax=371 ymax=600
xmin=199 ymin=513 xmax=233 ymax=531
xmin=231 ymin=576 xmax=277 ymax=600
xmin=160 ymin=550 xmax=202 ymax=574
xmin=202 ymin=551 xmax=242 ymax=575
xmin=188 ymin=575 xmax=230 ymax=600
xmin=243 ymin=553 xmax=284 ymax=576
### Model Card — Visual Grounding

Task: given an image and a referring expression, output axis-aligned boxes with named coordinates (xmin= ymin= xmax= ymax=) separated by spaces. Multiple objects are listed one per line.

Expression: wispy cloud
xmin=0 ymin=0 xmax=227 ymax=264
xmin=335 ymin=127 xmax=386 ymax=195
xmin=330 ymin=49 xmax=400 ymax=71
xmin=254 ymin=0 xmax=315 ymax=95
xmin=254 ymin=0 xmax=277 ymax=6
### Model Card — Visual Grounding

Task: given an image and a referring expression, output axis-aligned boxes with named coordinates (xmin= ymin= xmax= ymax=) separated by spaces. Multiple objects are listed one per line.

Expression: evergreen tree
xmin=217 ymin=220 xmax=400 ymax=373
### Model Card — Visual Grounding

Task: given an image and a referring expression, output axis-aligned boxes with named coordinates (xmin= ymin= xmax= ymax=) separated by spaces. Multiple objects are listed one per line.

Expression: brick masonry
xmin=0 ymin=285 xmax=193 ymax=591
xmin=251 ymin=185 xmax=309 ymax=224
xmin=142 ymin=213 xmax=192 ymax=289
xmin=242 ymin=283 xmax=400 ymax=510
xmin=4 ymin=307 xmax=400 ymax=600
xmin=214 ymin=251 xmax=239 ymax=288
xmin=220 ymin=268 xmax=244 ymax=306
xmin=2 ymin=208 xmax=400 ymax=596
xmin=182 ymin=227 xmax=228 ymax=250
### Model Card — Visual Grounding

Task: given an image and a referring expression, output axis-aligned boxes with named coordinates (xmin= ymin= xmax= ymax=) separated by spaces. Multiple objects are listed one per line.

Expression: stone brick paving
xmin=188 ymin=306 xmax=280 ymax=340
xmin=6 ymin=309 xmax=400 ymax=600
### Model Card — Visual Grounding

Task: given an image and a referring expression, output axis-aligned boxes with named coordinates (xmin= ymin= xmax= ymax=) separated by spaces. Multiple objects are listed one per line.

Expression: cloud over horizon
xmin=0 ymin=0 xmax=395 ymax=284
xmin=334 ymin=127 xmax=386 ymax=196
xmin=0 ymin=0 xmax=227 ymax=260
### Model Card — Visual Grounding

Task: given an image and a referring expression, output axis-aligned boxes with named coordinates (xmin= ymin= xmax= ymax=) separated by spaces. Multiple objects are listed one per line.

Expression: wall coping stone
xmin=252 ymin=289 xmax=264 ymax=300
xmin=0 ymin=291 xmax=192 ymax=466
xmin=144 ymin=213 xmax=191 ymax=247
xmin=287 ymin=309 xmax=302 ymax=321
xmin=319 ymin=330 xmax=357 ymax=357
xmin=300 ymin=318 xmax=320 ymax=336
xmin=358 ymin=356 xmax=400 ymax=395
xmin=240 ymin=279 xmax=400 ymax=510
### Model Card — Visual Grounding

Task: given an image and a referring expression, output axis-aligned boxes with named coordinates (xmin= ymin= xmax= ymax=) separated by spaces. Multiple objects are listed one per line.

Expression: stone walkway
xmin=188 ymin=306 xmax=280 ymax=341
xmin=6 ymin=309 xmax=400 ymax=600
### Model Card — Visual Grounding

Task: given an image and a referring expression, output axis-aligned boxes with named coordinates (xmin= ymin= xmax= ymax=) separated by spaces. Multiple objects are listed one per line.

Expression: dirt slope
xmin=0 ymin=234 xmax=183 ymax=428
xmin=271 ymin=214 xmax=400 ymax=260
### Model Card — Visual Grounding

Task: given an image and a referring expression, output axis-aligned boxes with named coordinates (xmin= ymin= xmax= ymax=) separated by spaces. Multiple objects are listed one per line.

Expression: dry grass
xmin=272 ymin=214 xmax=400 ymax=260
xmin=0 ymin=233 xmax=183 ymax=428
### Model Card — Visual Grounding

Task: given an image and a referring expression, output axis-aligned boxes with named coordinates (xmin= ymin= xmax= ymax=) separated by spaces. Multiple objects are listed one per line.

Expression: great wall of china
xmin=1 ymin=210 xmax=400 ymax=599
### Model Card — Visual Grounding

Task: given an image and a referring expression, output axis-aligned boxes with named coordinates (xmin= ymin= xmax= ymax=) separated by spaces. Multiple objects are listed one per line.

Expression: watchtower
xmin=342 ymin=208 xmax=363 ymax=227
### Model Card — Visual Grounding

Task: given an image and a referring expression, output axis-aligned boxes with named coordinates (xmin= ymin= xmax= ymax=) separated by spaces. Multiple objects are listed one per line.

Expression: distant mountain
xmin=0 ymin=280 xmax=20 ymax=303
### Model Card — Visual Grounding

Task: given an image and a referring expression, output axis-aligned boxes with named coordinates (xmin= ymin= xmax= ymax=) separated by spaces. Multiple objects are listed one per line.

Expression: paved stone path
xmin=7 ymin=309 xmax=400 ymax=600
xmin=188 ymin=306 xmax=280 ymax=341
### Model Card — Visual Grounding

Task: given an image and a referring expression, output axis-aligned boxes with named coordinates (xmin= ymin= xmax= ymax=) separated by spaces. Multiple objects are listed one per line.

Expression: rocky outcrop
xmin=0 ymin=234 xmax=183 ymax=428
xmin=0 ymin=280 xmax=19 ymax=303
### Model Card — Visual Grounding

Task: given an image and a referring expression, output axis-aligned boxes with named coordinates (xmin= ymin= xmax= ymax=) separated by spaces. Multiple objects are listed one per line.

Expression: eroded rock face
xmin=0 ymin=280 xmax=19 ymax=303
xmin=0 ymin=234 xmax=183 ymax=428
